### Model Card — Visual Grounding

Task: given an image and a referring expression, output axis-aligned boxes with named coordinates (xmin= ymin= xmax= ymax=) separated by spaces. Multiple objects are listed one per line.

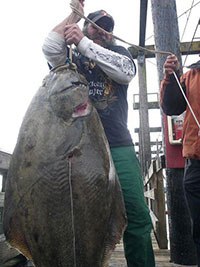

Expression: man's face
xmin=83 ymin=23 xmax=114 ymax=47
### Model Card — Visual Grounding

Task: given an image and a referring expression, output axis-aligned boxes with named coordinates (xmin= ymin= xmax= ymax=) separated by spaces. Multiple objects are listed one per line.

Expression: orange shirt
xmin=160 ymin=69 xmax=200 ymax=159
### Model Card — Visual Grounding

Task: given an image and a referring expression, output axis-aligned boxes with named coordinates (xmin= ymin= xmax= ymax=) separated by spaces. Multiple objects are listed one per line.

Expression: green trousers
xmin=110 ymin=146 xmax=155 ymax=267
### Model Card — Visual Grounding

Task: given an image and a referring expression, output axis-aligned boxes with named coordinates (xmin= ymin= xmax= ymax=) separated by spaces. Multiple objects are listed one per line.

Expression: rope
xmin=178 ymin=0 xmax=200 ymax=19
xmin=140 ymin=1 xmax=200 ymax=53
xmin=183 ymin=18 xmax=200 ymax=66
xmin=172 ymin=71 xmax=200 ymax=133
xmin=68 ymin=157 xmax=77 ymax=267
xmin=70 ymin=4 xmax=172 ymax=56
xmin=180 ymin=0 xmax=194 ymax=41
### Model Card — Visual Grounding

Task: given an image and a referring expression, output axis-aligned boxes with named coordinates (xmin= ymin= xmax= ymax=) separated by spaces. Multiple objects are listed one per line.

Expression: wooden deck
xmin=109 ymin=235 xmax=197 ymax=267
xmin=0 ymin=233 xmax=197 ymax=267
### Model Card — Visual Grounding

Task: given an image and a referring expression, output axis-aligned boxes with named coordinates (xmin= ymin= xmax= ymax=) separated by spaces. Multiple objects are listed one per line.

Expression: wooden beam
xmin=135 ymin=141 xmax=162 ymax=146
xmin=0 ymin=192 xmax=4 ymax=207
xmin=139 ymin=0 xmax=148 ymax=47
xmin=0 ymin=151 xmax=11 ymax=173
xmin=134 ymin=127 xmax=161 ymax=133
xmin=128 ymin=40 xmax=200 ymax=59
xmin=144 ymin=188 xmax=155 ymax=200
xmin=133 ymin=101 xmax=160 ymax=110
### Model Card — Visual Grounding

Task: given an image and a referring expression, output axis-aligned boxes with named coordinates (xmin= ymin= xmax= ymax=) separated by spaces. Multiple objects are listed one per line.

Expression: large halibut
xmin=3 ymin=64 xmax=127 ymax=267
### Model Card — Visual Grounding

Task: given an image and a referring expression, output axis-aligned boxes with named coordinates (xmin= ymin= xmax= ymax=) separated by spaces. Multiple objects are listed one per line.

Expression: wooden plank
xmin=144 ymin=160 xmax=154 ymax=185
xmin=128 ymin=40 xmax=200 ymax=59
xmin=155 ymin=169 xmax=168 ymax=249
xmin=150 ymin=210 xmax=159 ymax=231
xmin=0 ymin=192 xmax=4 ymax=208
xmin=109 ymin=237 xmax=197 ymax=267
xmin=133 ymin=101 xmax=160 ymax=110
xmin=134 ymin=127 xmax=162 ymax=133
xmin=144 ymin=188 xmax=155 ymax=200
xmin=135 ymin=141 xmax=162 ymax=146
xmin=0 ymin=151 xmax=11 ymax=172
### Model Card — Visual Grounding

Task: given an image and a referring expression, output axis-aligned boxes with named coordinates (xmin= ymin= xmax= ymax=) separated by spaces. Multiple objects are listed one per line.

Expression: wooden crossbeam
xmin=128 ymin=40 xmax=200 ymax=59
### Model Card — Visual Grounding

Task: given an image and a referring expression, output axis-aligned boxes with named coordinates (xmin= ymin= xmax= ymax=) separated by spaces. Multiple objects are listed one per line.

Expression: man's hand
xmin=71 ymin=0 xmax=85 ymax=7
xmin=64 ymin=24 xmax=84 ymax=46
xmin=163 ymin=54 xmax=180 ymax=76
xmin=70 ymin=0 xmax=84 ymax=18
xmin=79 ymin=0 xmax=85 ymax=7
xmin=51 ymin=0 xmax=84 ymax=36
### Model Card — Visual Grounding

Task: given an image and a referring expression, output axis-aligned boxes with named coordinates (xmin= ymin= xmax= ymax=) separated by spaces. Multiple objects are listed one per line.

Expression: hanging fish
xmin=3 ymin=64 xmax=127 ymax=267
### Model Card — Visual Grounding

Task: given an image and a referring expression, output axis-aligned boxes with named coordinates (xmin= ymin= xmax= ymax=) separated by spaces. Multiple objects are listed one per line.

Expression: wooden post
xmin=154 ymin=166 xmax=167 ymax=249
xmin=144 ymin=157 xmax=167 ymax=249
xmin=137 ymin=52 xmax=151 ymax=175
xmin=150 ymin=0 xmax=197 ymax=264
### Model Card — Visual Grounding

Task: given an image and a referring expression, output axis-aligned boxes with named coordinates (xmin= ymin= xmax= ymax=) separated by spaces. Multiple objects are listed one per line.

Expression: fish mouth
xmin=72 ymin=101 xmax=92 ymax=118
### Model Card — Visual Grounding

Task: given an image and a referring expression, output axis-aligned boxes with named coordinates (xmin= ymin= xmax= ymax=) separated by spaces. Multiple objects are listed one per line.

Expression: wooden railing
xmin=144 ymin=155 xmax=168 ymax=249
xmin=0 ymin=192 xmax=4 ymax=234
xmin=0 ymin=150 xmax=11 ymax=235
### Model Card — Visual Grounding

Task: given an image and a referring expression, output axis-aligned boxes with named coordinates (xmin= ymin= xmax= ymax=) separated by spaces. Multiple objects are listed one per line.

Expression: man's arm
xmin=43 ymin=6 xmax=135 ymax=84
xmin=77 ymin=36 xmax=136 ymax=84
xmin=160 ymin=54 xmax=187 ymax=115
xmin=42 ymin=0 xmax=84 ymax=67
xmin=63 ymin=23 xmax=135 ymax=84
xmin=52 ymin=0 xmax=84 ymax=36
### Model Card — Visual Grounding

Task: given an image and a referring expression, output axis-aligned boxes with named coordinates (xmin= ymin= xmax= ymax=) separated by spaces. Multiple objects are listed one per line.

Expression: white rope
xmin=173 ymin=71 xmax=200 ymax=133
xmin=68 ymin=158 xmax=77 ymax=267
xmin=70 ymin=4 xmax=171 ymax=56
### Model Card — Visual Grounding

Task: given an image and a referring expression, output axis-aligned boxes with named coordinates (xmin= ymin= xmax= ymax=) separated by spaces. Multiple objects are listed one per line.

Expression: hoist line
xmin=172 ymin=71 xmax=200 ymax=132
xmin=180 ymin=0 xmax=195 ymax=41
xmin=183 ymin=18 xmax=200 ymax=66
xmin=70 ymin=3 xmax=171 ymax=56
xmin=68 ymin=157 xmax=77 ymax=267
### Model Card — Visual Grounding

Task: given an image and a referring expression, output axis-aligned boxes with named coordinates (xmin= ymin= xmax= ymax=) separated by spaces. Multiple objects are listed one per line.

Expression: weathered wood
xmin=150 ymin=209 xmax=159 ymax=231
xmin=144 ymin=188 xmax=155 ymax=200
xmin=135 ymin=141 xmax=162 ymax=146
xmin=0 ymin=151 xmax=11 ymax=173
xmin=128 ymin=40 xmax=200 ymax=59
xmin=144 ymin=157 xmax=168 ymax=248
xmin=0 ymin=193 xmax=5 ymax=235
xmin=144 ymin=159 xmax=154 ymax=185
xmin=109 ymin=236 xmax=198 ymax=267
xmin=0 ymin=151 xmax=11 ymax=192
xmin=134 ymin=127 xmax=161 ymax=133
xmin=154 ymin=169 xmax=168 ymax=249
xmin=0 ymin=192 xmax=4 ymax=208
xmin=137 ymin=52 xmax=151 ymax=175
xmin=133 ymin=101 xmax=160 ymax=109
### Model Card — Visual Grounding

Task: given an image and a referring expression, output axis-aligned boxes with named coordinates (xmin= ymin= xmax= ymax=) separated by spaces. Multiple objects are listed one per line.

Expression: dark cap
xmin=84 ymin=10 xmax=114 ymax=32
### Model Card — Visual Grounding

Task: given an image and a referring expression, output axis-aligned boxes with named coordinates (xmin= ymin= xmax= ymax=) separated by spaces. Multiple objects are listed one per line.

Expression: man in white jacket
xmin=42 ymin=1 xmax=155 ymax=266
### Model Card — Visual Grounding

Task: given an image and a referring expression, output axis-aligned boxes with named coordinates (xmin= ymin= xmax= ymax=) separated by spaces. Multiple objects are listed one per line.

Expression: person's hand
xmin=64 ymin=24 xmax=84 ymax=46
xmin=163 ymin=54 xmax=180 ymax=76
xmin=79 ymin=0 xmax=85 ymax=7
xmin=70 ymin=0 xmax=84 ymax=22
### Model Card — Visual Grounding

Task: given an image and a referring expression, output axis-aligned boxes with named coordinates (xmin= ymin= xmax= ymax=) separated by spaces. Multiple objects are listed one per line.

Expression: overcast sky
xmin=0 ymin=0 xmax=199 ymax=155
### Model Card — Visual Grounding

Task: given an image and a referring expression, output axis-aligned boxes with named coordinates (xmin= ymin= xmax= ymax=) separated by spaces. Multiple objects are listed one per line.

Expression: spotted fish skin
xmin=3 ymin=64 xmax=127 ymax=267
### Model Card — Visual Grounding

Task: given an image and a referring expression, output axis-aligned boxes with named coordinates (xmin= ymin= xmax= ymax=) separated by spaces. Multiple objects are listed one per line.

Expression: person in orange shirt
xmin=160 ymin=54 xmax=200 ymax=266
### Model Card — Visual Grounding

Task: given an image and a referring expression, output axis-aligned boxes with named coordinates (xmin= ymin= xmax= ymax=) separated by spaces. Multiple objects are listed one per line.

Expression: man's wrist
xmin=77 ymin=36 xmax=93 ymax=54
